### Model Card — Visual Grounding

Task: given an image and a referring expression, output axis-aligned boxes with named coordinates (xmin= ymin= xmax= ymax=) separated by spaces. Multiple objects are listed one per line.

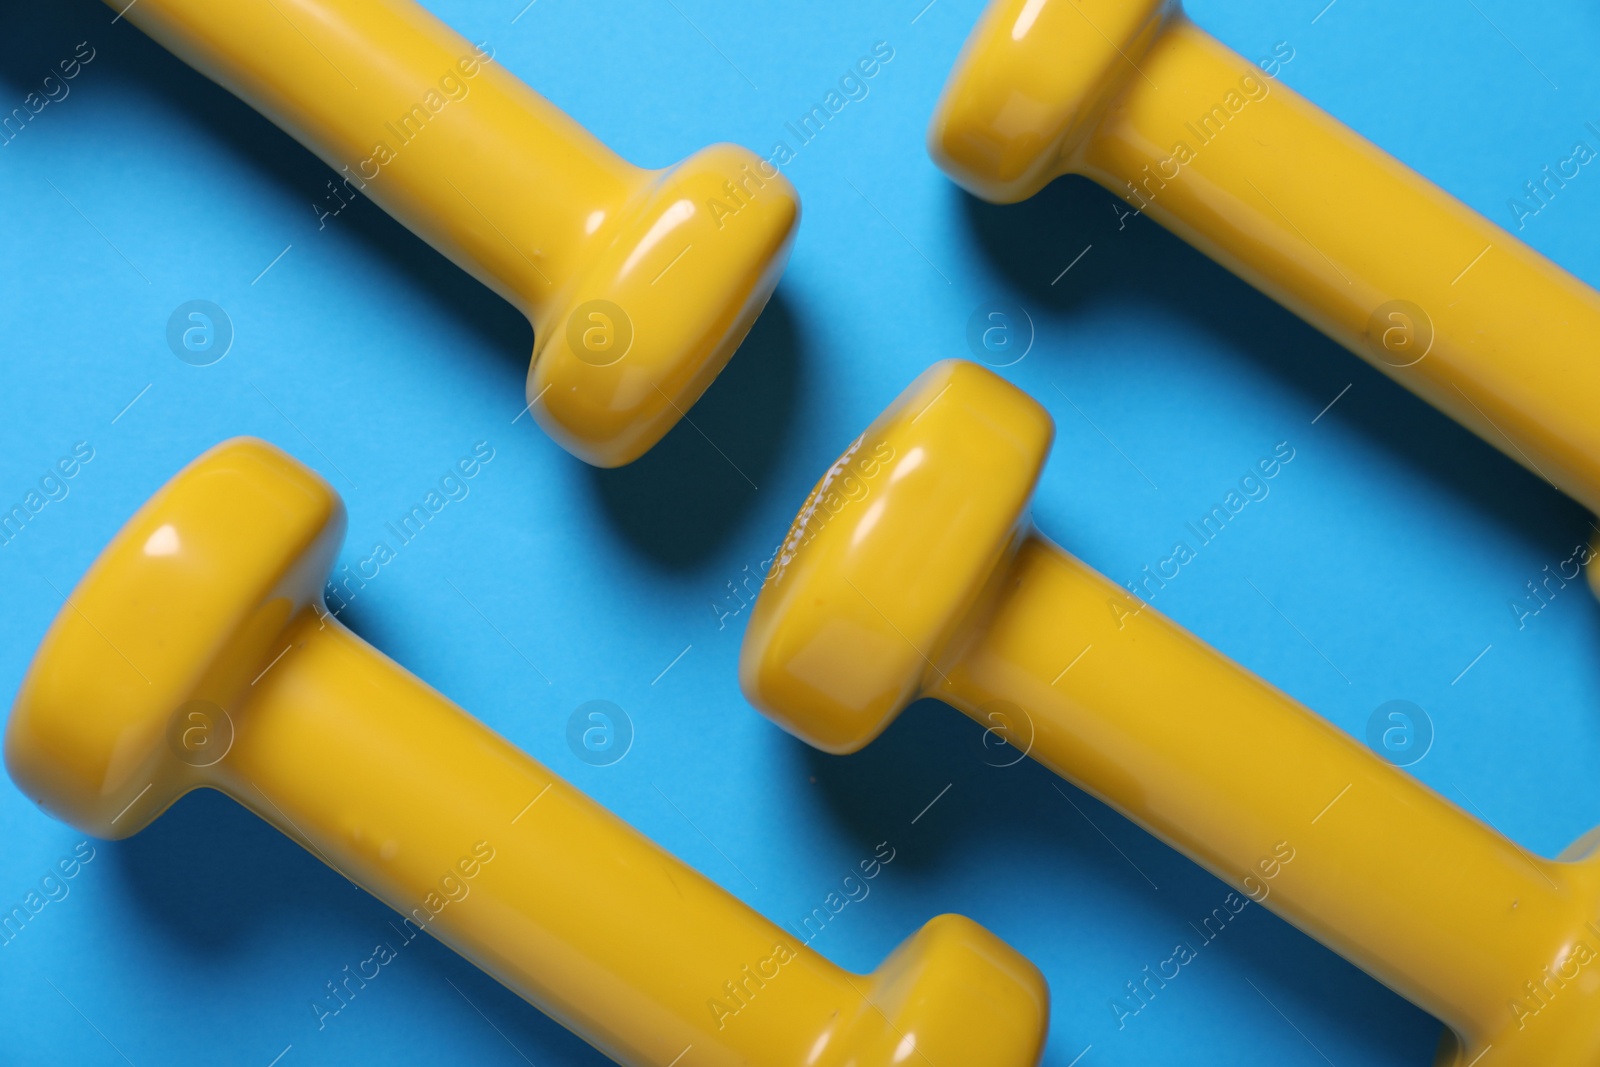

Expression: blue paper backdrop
xmin=3 ymin=0 xmax=1599 ymax=1064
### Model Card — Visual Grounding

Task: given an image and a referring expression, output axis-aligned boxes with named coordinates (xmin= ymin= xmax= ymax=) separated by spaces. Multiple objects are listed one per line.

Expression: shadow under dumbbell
xmin=584 ymin=291 xmax=803 ymax=569
xmin=791 ymin=697 xmax=1439 ymax=1066
xmin=955 ymin=176 xmax=1591 ymax=564
xmin=0 ymin=0 xmax=534 ymax=405
xmin=112 ymin=788 xmax=367 ymax=951
xmin=113 ymin=787 xmax=613 ymax=1065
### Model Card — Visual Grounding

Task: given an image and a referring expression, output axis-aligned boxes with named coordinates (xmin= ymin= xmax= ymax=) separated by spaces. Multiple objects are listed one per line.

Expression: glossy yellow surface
xmin=4 ymin=438 xmax=1046 ymax=1067
xmin=113 ymin=0 xmax=799 ymax=467
xmin=929 ymin=0 xmax=1600 ymax=521
xmin=742 ymin=361 xmax=1600 ymax=1065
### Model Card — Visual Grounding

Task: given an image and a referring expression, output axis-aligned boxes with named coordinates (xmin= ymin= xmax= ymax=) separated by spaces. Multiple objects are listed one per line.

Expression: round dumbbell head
xmin=739 ymin=360 xmax=1053 ymax=753
xmin=860 ymin=913 xmax=1049 ymax=1064
xmin=5 ymin=438 xmax=344 ymax=838
xmin=928 ymin=0 xmax=1173 ymax=203
xmin=531 ymin=142 xmax=801 ymax=467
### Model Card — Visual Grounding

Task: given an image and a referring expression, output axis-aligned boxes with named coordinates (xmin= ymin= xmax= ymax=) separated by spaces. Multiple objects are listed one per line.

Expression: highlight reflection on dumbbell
xmin=113 ymin=0 xmax=799 ymax=467
xmin=741 ymin=361 xmax=1600 ymax=1065
xmin=929 ymin=0 xmax=1600 ymax=525
xmin=4 ymin=438 xmax=1047 ymax=1067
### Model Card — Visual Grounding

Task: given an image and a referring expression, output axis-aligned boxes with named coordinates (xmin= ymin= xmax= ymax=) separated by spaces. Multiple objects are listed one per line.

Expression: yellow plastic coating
xmin=114 ymin=0 xmax=800 ymax=467
xmin=929 ymin=0 xmax=1600 ymax=518
xmin=741 ymin=362 xmax=1600 ymax=1065
xmin=4 ymin=438 xmax=1048 ymax=1067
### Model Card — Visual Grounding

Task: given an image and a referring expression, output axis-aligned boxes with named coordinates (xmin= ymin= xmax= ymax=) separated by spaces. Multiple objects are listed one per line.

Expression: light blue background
xmin=3 ymin=1 xmax=1599 ymax=1064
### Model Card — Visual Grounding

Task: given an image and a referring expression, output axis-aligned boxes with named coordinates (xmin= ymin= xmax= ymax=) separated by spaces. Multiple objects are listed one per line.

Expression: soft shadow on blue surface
xmin=956 ymin=176 xmax=1589 ymax=553
xmin=795 ymin=698 xmax=1443 ymax=1065
xmin=111 ymin=788 xmax=369 ymax=952
xmin=111 ymin=787 xmax=614 ymax=1066
xmin=0 ymin=0 xmax=533 ymax=381
xmin=585 ymin=291 xmax=804 ymax=569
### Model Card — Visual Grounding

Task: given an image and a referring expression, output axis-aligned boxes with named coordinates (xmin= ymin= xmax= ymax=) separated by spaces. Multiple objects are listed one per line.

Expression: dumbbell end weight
xmin=740 ymin=360 xmax=1051 ymax=753
xmin=4 ymin=438 xmax=344 ymax=837
xmin=927 ymin=0 xmax=1172 ymax=203
xmin=857 ymin=912 xmax=1051 ymax=1066
xmin=530 ymin=143 xmax=800 ymax=468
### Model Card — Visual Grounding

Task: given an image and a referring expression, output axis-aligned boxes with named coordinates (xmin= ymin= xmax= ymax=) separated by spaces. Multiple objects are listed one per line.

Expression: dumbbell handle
xmin=210 ymin=609 xmax=866 ymax=1067
xmin=117 ymin=0 xmax=634 ymax=316
xmin=1076 ymin=18 xmax=1600 ymax=514
xmin=932 ymin=533 xmax=1591 ymax=1048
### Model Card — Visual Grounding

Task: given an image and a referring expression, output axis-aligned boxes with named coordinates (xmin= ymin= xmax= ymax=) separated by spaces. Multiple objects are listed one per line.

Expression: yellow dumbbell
xmin=4 ymin=438 xmax=1047 ymax=1067
xmin=115 ymin=0 xmax=799 ymax=467
xmin=929 ymin=0 xmax=1600 ymax=527
xmin=742 ymin=360 xmax=1600 ymax=1065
